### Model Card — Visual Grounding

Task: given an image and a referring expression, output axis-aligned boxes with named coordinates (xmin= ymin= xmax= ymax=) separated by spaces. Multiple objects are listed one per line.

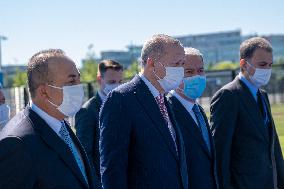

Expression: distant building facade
xmin=177 ymin=30 xmax=241 ymax=64
xmin=98 ymin=30 xmax=284 ymax=67
xmin=100 ymin=45 xmax=142 ymax=68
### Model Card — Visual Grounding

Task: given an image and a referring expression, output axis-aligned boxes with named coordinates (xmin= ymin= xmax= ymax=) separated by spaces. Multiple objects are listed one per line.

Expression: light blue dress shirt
xmin=238 ymin=72 xmax=258 ymax=101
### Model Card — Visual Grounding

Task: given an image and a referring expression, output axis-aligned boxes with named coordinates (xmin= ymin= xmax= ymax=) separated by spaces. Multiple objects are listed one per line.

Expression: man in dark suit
xmin=0 ymin=49 xmax=101 ymax=189
xmin=167 ymin=47 xmax=219 ymax=189
xmin=210 ymin=37 xmax=284 ymax=189
xmin=75 ymin=59 xmax=123 ymax=179
xmin=100 ymin=34 xmax=188 ymax=189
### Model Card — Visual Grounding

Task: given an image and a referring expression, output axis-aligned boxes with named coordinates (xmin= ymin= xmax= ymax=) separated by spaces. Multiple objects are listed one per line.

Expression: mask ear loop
xmin=153 ymin=61 xmax=165 ymax=80
xmin=46 ymin=84 xmax=62 ymax=108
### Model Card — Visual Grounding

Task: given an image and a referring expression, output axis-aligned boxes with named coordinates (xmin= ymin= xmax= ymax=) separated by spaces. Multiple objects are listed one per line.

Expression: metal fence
xmin=3 ymin=64 xmax=284 ymax=117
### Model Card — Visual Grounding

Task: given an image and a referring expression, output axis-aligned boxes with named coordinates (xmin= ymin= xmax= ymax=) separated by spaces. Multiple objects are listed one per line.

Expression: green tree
xmin=275 ymin=57 xmax=284 ymax=65
xmin=123 ymin=61 xmax=139 ymax=80
xmin=80 ymin=44 xmax=98 ymax=83
xmin=13 ymin=69 xmax=27 ymax=87
xmin=211 ymin=61 xmax=239 ymax=70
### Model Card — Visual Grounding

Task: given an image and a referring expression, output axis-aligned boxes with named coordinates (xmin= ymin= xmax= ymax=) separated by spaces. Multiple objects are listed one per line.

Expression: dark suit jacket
xmin=167 ymin=93 xmax=219 ymax=189
xmin=99 ymin=75 xmax=188 ymax=189
xmin=0 ymin=106 xmax=101 ymax=189
xmin=75 ymin=92 xmax=102 ymax=179
xmin=210 ymin=77 xmax=284 ymax=189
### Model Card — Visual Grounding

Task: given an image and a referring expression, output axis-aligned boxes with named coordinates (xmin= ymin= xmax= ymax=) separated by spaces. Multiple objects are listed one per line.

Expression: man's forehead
xmin=104 ymin=69 xmax=123 ymax=78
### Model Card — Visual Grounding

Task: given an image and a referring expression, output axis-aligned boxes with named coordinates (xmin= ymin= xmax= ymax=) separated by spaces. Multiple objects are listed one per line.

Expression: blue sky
xmin=0 ymin=0 xmax=284 ymax=67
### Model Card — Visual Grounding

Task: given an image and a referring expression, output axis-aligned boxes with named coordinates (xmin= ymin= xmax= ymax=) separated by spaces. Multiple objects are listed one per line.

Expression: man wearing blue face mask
xmin=210 ymin=37 xmax=284 ymax=189
xmin=166 ymin=47 xmax=219 ymax=189
xmin=75 ymin=59 xmax=123 ymax=181
xmin=100 ymin=34 xmax=189 ymax=189
xmin=0 ymin=49 xmax=101 ymax=189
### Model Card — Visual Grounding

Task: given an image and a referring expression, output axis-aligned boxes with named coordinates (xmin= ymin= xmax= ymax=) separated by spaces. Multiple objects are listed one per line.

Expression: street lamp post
xmin=0 ymin=35 xmax=8 ymax=70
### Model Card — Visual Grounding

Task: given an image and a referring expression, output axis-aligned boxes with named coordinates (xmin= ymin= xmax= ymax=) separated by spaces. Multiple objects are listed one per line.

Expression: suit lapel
xmin=236 ymin=78 xmax=270 ymax=142
xmin=26 ymin=107 xmax=89 ymax=188
xmin=165 ymin=97 xmax=189 ymax=189
xmin=132 ymin=76 xmax=178 ymax=161
xmin=169 ymin=95 xmax=212 ymax=158
xmin=260 ymin=91 xmax=275 ymax=143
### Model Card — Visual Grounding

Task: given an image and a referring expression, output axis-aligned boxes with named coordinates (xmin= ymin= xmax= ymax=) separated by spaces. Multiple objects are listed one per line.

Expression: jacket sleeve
xmin=0 ymin=137 xmax=34 ymax=189
xmin=99 ymin=91 xmax=131 ymax=189
xmin=75 ymin=100 xmax=99 ymax=177
xmin=274 ymin=132 xmax=284 ymax=189
xmin=263 ymin=92 xmax=284 ymax=188
xmin=210 ymin=89 xmax=238 ymax=189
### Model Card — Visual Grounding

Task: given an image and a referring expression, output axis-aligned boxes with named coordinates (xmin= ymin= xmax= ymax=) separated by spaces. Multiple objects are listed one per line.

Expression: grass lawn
xmin=271 ymin=103 xmax=284 ymax=152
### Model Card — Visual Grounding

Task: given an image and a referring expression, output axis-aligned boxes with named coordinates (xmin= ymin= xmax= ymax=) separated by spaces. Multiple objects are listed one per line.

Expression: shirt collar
xmin=30 ymin=102 xmax=63 ymax=136
xmin=170 ymin=90 xmax=196 ymax=110
xmin=238 ymin=72 xmax=258 ymax=101
xmin=139 ymin=73 xmax=160 ymax=98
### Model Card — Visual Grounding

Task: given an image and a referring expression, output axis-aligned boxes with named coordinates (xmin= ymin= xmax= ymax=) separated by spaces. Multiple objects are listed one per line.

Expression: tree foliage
xmin=12 ymin=69 xmax=27 ymax=87
xmin=123 ymin=61 xmax=140 ymax=80
xmin=210 ymin=61 xmax=239 ymax=70
xmin=80 ymin=44 xmax=98 ymax=83
xmin=275 ymin=57 xmax=284 ymax=65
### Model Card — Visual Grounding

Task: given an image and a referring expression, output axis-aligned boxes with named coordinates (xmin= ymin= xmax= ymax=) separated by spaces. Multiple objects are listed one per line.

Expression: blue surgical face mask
xmin=182 ymin=75 xmax=206 ymax=100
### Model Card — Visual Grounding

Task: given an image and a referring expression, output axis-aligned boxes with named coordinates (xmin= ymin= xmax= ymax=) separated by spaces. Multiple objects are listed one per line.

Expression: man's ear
xmin=146 ymin=57 xmax=155 ymax=69
xmin=37 ymin=84 xmax=49 ymax=99
xmin=240 ymin=59 xmax=246 ymax=67
xmin=97 ymin=75 xmax=102 ymax=86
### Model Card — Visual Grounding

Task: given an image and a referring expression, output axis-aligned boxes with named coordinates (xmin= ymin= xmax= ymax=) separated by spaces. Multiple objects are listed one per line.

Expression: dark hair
xmin=240 ymin=37 xmax=272 ymax=60
xmin=27 ymin=49 xmax=66 ymax=98
xmin=98 ymin=59 xmax=123 ymax=78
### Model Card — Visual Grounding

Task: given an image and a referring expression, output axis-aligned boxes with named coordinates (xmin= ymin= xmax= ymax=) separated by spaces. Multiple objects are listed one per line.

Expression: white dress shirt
xmin=170 ymin=90 xmax=198 ymax=124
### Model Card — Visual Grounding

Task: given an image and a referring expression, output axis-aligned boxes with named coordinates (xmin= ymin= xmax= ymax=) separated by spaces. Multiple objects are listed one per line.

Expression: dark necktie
xmin=155 ymin=94 xmax=178 ymax=153
xmin=192 ymin=104 xmax=211 ymax=153
xmin=257 ymin=90 xmax=269 ymax=126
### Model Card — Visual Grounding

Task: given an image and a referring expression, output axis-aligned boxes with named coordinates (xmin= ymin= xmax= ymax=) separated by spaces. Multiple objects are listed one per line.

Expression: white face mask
xmin=154 ymin=62 xmax=184 ymax=92
xmin=103 ymin=83 xmax=120 ymax=96
xmin=246 ymin=61 xmax=272 ymax=87
xmin=47 ymin=84 xmax=84 ymax=117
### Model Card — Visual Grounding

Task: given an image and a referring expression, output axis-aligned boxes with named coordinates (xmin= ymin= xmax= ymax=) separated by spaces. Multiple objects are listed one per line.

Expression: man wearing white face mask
xmin=0 ymin=49 xmax=101 ymax=189
xmin=167 ymin=47 xmax=219 ymax=189
xmin=100 ymin=34 xmax=189 ymax=189
xmin=210 ymin=37 xmax=284 ymax=189
xmin=75 ymin=59 xmax=123 ymax=181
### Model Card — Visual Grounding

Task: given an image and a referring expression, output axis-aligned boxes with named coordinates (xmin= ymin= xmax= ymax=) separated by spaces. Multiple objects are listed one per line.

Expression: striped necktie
xmin=155 ymin=94 xmax=178 ymax=154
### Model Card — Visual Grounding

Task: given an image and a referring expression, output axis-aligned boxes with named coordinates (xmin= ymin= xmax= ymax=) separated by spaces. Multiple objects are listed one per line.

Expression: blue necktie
xmin=59 ymin=122 xmax=88 ymax=183
xmin=192 ymin=104 xmax=211 ymax=153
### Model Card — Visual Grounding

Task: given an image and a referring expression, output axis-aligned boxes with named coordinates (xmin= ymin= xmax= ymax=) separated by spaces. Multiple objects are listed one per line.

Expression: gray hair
xmin=184 ymin=47 xmax=204 ymax=62
xmin=140 ymin=34 xmax=182 ymax=66
xmin=27 ymin=49 xmax=66 ymax=98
